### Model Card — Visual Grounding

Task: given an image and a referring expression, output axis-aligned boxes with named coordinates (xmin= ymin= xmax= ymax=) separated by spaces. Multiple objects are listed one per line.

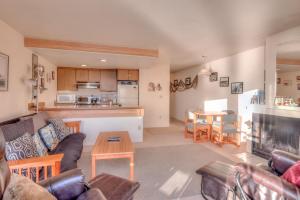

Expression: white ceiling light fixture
xmin=81 ymin=64 xmax=87 ymax=67
xmin=198 ymin=56 xmax=211 ymax=76
xmin=100 ymin=59 xmax=107 ymax=63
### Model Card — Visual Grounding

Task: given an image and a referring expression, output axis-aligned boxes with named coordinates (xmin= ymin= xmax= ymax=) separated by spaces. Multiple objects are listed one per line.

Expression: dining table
xmin=192 ymin=111 xmax=227 ymax=143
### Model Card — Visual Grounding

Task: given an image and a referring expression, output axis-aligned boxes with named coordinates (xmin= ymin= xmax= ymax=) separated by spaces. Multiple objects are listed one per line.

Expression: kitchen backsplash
xmin=57 ymin=89 xmax=117 ymax=102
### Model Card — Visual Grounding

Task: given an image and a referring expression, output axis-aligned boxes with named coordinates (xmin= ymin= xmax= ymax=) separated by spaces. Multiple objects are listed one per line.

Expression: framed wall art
xmin=0 ymin=52 xmax=9 ymax=91
xmin=209 ymin=72 xmax=218 ymax=82
xmin=219 ymin=77 xmax=229 ymax=87
xmin=231 ymin=82 xmax=243 ymax=94
xmin=185 ymin=77 xmax=191 ymax=86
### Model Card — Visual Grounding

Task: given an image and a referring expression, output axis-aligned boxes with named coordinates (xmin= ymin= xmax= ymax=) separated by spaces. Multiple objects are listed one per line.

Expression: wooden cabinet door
xmin=57 ymin=68 xmax=65 ymax=90
xmin=57 ymin=68 xmax=76 ymax=91
xmin=101 ymin=69 xmax=117 ymax=91
xmin=128 ymin=70 xmax=139 ymax=81
xmin=64 ymin=68 xmax=76 ymax=91
xmin=117 ymin=69 xmax=129 ymax=80
xmin=76 ymin=69 xmax=89 ymax=82
xmin=88 ymin=69 xmax=101 ymax=82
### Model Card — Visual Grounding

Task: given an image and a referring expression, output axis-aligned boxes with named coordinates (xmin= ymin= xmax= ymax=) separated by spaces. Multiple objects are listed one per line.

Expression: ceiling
xmin=1 ymin=0 xmax=300 ymax=71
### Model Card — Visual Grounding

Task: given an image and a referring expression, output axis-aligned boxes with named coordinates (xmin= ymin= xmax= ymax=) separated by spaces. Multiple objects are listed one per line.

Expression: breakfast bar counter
xmin=40 ymin=105 xmax=144 ymax=145
xmin=40 ymin=105 xmax=144 ymax=118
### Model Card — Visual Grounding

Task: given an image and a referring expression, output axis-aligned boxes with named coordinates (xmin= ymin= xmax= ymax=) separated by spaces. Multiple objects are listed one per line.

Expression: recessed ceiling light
xmin=81 ymin=64 xmax=87 ymax=67
xmin=100 ymin=59 xmax=107 ymax=63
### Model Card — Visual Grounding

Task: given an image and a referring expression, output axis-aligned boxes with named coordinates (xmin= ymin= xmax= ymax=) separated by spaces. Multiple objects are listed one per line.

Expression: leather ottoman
xmin=196 ymin=161 xmax=236 ymax=200
xmin=88 ymin=173 xmax=140 ymax=200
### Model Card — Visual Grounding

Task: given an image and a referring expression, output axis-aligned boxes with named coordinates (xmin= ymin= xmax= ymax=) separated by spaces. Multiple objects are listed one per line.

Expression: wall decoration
xmin=170 ymin=75 xmax=198 ymax=93
xmin=209 ymin=72 xmax=218 ymax=82
xmin=231 ymin=82 xmax=243 ymax=94
xmin=148 ymin=82 xmax=155 ymax=91
xmin=297 ymin=76 xmax=300 ymax=81
xmin=282 ymin=80 xmax=292 ymax=86
xmin=0 ymin=52 xmax=9 ymax=91
xmin=219 ymin=77 xmax=229 ymax=87
xmin=185 ymin=77 xmax=191 ymax=86
xmin=174 ymin=80 xmax=179 ymax=87
xmin=52 ymin=71 xmax=55 ymax=80
xmin=156 ymin=83 xmax=162 ymax=91
xmin=277 ymin=78 xmax=281 ymax=84
xmin=32 ymin=54 xmax=38 ymax=79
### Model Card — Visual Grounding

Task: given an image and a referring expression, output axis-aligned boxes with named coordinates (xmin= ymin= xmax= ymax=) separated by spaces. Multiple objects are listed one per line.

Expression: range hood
xmin=76 ymin=82 xmax=100 ymax=89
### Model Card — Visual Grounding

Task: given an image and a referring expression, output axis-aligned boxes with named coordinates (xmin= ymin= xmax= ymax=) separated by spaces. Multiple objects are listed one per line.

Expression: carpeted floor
xmin=78 ymin=143 xmax=233 ymax=200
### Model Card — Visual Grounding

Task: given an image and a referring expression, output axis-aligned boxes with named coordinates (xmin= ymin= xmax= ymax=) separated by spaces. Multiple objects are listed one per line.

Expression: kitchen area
xmin=40 ymin=67 xmax=144 ymax=145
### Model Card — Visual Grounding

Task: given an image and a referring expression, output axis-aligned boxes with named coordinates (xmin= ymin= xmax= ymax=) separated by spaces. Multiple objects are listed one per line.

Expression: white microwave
xmin=56 ymin=93 xmax=76 ymax=104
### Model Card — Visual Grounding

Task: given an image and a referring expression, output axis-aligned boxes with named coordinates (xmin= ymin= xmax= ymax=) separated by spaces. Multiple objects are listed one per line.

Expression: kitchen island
xmin=40 ymin=105 xmax=144 ymax=145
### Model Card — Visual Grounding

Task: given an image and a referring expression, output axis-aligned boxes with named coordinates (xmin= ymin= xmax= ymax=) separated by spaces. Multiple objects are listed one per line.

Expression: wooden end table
xmin=91 ymin=131 xmax=134 ymax=180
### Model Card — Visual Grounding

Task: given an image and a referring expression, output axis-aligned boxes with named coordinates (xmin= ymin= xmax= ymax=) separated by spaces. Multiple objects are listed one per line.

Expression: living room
xmin=1 ymin=1 xmax=300 ymax=200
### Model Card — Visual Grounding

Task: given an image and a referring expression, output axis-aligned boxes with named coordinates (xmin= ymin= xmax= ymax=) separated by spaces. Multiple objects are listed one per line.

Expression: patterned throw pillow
xmin=5 ymin=132 xmax=39 ymax=179
xmin=32 ymin=133 xmax=48 ymax=156
xmin=38 ymin=124 xmax=59 ymax=151
xmin=48 ymin=118 xmax=71 ymax=141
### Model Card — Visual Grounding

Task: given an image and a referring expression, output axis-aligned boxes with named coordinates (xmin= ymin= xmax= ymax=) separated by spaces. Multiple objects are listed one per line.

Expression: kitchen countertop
xmin=39 ymin=104 xmax=144 ymax=118
xmin=39 ymin=104 xmax=143 ymax=111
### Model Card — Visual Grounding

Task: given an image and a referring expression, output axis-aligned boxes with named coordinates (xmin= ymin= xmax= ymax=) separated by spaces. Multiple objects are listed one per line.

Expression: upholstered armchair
xmin=184 ymin=109 xmax=211 ymax=142
xmin=235 ymin=150 xmax=300 ymax=200
xmin=197 ymin=150 xmax=300 ymax=200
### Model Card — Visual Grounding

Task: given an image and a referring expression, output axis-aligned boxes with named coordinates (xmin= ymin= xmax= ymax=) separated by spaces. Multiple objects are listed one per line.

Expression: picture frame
xmin=0 ymin=52 xmax=9 ymax=91
xmin=209 ymin=72 xmax=218 ymax=82
xmin=231 ymin=82 xmax=243 ymax=94
xmin=185 ymin=77 xmax=191 ymax=86
xmin=282 ymin=80 xmax=292 ymax=86
xmin=219 ymin=77 xmax=229 ymax=87
xmin=277 ymin=77 xmax=281 ymax=84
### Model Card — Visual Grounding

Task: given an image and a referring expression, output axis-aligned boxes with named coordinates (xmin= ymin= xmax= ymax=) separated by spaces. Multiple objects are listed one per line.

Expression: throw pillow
xmin=48 ymin=118 xmax=71 ymax=141
xmin=32 ymin=133 xmax=48 ymax=156
xmin=3 ymin=173 xmax=56 ymax=200
xmin=5 ymin=132 xmax=39 ymax=180
xmin=281 ymin=161 xmax=300 ymax=187
xmin=5 ymin=132 xmax=39 ymax=160
xmin=38 ymin=124 xmax=59 ymax=151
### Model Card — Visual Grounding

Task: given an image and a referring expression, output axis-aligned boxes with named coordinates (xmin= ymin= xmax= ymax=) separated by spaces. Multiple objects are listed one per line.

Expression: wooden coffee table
xmin=91 ymin=131 xmax=134 ymax=180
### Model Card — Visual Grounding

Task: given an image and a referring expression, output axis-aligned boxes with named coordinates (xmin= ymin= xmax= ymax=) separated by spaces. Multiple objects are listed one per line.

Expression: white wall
xmin=0 ymin=20 xmax=57 ymax=121
xmin=277 ymin=70 xmax=300 ymax=101
xmin=139 ymin=50 xmax=170 ymax=128
xmin=170 ymin=46 xmax=265 ymax=121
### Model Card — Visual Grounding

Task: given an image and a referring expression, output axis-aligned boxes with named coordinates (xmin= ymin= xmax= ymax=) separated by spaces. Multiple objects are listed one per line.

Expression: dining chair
xmin=184 ymin=109 xmax=211 ymax=143
xmin=211 ymin=110 xmax=241 ymax=147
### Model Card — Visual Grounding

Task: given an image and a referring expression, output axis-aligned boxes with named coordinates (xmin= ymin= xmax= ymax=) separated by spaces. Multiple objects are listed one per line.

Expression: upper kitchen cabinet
xmin=88 ymin=69 xmax=101 ymax=82
xmin=57 ymin=67 xmax=76 ymax=91
xmin=100 ymin=69 xmax=117 ymax=91
xmin=117 ymin=69 xmax=139 ymax=81
xmin=76 ymin=69 xmax=89 ymax=82
xmin=128 ymin=70 xmax=139 ymax=81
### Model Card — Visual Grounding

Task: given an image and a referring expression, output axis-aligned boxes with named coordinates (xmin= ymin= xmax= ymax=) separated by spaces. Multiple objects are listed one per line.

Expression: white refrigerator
xmin=117 ymin=83 xmax=139 ymax=106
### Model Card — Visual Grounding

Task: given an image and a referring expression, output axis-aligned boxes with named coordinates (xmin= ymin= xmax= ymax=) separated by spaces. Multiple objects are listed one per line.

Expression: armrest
xmin=64 ymin=121 xmax=81 ymax=133
xmin=77 ymin=188 xmax=107 ymax=200
xmin=269 ymin=150 xmax=300 ymax=175
xmin=39 ymin=168 xmax=86 ymax=200
xmin=8 ymin=154 xmax=63 ymax=169
xmin=236 ymin=163 xmax=300 ymax=200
